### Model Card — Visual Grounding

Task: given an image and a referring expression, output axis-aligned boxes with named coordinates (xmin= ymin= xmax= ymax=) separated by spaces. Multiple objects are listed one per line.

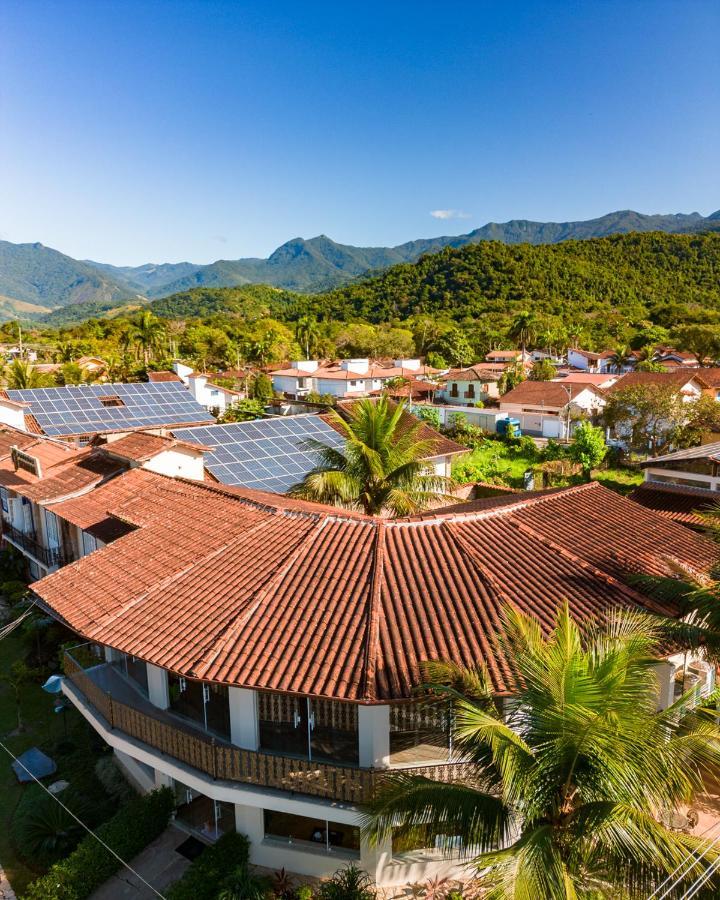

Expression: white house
xmin=186 ymin=373 xmax=245 ymax=415
xmin=498 ymin=380 xmax=606 ymax=438
xmin=566 ymin=348 xmax=618 ymax=373
xmin=435 ymin=365 xmax=501 ymax=406
xmin=271 ymin=359 xmax=443 ymax=400
xmin=28 ymin=476 xmax=715 ymax=889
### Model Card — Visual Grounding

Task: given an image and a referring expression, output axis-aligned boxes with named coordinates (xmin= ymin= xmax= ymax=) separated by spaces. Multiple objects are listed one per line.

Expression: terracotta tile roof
xmin=23 ymin=414 xmax=45 ymax=435
xmin=553 ymin=373 xmax=619 ymax=387
xmin=694 ymin=368 xmax=720 ymax=388
xmin=31 ymin=478 xmax=716 ymax=702
xmin=610 ymin=371 xmax=709 ymax=392
xmin=500 ymin=380 xmax=603 ymax=406
xmin=441 ymin=365 xmax=502 ymax=383
xmin=147 ymin=371 xmax=183 ymax=383
xmin=102 ymin=432 xmax=208 ymax=463
xmin=629 ymin=482 xmax=718 ymax=527
xmin=15 ymin=453 xmax=125 ymax=504
xmin=0 ymin=427 xmax=38 ymax=458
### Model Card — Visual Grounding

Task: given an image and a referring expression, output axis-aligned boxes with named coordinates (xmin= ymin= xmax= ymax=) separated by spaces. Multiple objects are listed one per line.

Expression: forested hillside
xmin=13 ymin=231 xmax=720 ymax=373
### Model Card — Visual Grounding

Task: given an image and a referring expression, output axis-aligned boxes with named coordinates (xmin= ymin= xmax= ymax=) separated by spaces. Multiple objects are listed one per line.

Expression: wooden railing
xmin=63 ymin=652 xmax=474 ymax=804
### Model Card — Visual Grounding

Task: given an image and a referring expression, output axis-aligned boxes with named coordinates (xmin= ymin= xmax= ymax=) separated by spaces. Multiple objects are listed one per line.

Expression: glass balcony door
xmin=258 ymin=694 xmax=358 ymax=765
xmin=168 ymin=675 xmax=231 ymax=740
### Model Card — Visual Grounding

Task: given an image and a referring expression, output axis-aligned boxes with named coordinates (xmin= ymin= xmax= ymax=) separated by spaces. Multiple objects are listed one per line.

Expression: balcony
xmin=63 ymin=651 xmax=474 ymax=805
xmin=2 ymin=524 xmax=66 ymax=569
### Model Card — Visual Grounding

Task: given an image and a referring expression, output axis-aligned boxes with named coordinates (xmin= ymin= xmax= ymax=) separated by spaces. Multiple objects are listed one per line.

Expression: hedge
xmin=165 ymin=832 xmax=250 ymax=900
xmin=22 ymin=787 xmax=174 ymax=900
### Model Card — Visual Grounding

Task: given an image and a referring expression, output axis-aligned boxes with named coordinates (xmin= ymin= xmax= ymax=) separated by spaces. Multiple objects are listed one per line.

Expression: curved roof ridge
xmin=392 ymin=482 xmax=600 ymax=527
xmin=359 ymin=521 xmax=386 ymax=701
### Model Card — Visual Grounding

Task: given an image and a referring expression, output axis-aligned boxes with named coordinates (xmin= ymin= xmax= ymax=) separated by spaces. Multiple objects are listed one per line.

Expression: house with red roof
xmin=498 ymin=380 xmax=607 ymax=438
xmin=18 ymin=466 xmax=716 ymax=887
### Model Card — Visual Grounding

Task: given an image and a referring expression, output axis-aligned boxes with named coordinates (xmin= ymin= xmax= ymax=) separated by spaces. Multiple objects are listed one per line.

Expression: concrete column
xmin=234 ymin=803 xmax=264 ymax=845
xmin=361 ymin=832 xmax=392 ymax=887
xmin=358 ymin=705 xmax=390 ymax=768
xmin=656 ymin=660 xmax=676 ymax=710
xmin=229 ymin=687 xmax=259 ymax=749
xmin=154 ymin=768 xmax=173 ymax=789
xmin=147 ymin=664 xmax=170 ymax=710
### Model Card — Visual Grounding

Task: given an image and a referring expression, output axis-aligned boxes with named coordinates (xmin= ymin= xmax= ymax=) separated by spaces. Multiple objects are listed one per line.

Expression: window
xmin=389 ymin=700 xmax=452 ymax=764
xmin=263 ymin=810 xmax=359 ymax=858
xmin=167 ymin=675 xmax=231 ymax=739
xmin=450 ymin=383 xmax=459 ymax=397
xmin=98 ymin=395 xmax=125 ymax=408
xmin=81 ymin=531 xmax=98 ymax=557
xmin=258 ymin=693 xmax=359 ymax=765
xmin=0 ymin=487 xmax=8 ymax=515
xmin=43 ymin=509 xmax=60 ymax=549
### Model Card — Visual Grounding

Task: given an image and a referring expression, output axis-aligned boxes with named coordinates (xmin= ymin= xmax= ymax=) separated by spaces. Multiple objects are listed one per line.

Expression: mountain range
xmin=0 ymin=209 xmax=718 ymax=322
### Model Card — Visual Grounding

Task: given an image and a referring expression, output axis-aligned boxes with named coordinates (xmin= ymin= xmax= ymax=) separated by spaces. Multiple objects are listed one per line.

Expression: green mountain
xmin=303 ymin=232 xmax=720 ymax=341
xmin=3 ymin=209 xmax=719 ymax=324
xmin=87 ymin=209 xmax=720 ymax=299
xmin=0 ymin=240 xmax=138 ymax=317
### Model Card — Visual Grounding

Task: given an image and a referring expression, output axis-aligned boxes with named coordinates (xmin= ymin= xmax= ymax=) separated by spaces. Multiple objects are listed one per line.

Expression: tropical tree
xmin=568 ymin=421 xmax=607 ymax=479
xmin=131 ymin=311 xmax=166 ymax=365
xmin=295 ymin=315 xmax=321 ymax=360
xmin=607 ymin=345 xmax=630 ymax=373
xmin=218 ymin=399 xmax=266 ymax=423
xmin=508 ymin=310 xmax=537 ymax=354
xmin=288 ymin=397 xmax=456 ymax=516
xmin=366 ymin=603 xmax=720 ymax=899
xmin=4 ymin=360 xmax=54 ymax=389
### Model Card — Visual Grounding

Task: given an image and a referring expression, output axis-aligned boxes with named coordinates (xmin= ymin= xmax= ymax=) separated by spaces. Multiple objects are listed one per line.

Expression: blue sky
xmin=1 ymin=0 xmax=718 ymax=265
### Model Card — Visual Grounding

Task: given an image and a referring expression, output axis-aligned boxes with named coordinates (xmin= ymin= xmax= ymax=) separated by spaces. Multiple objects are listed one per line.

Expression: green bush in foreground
xmin=165 ymin=832 xmax=250 ymax=900
xmin=23 ymin=787 xmax=174 ymax=900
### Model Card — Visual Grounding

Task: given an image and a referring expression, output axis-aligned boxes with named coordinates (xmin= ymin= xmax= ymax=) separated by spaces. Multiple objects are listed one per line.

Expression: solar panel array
xmin=173 ymin=414 xmax=346 ymax=493
xmin=7 ymin=381 xmax=213 ymax=437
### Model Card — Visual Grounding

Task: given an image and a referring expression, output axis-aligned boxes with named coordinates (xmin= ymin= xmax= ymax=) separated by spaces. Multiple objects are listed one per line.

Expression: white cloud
xmin=430 ymin=209 xmax=472 ymax=220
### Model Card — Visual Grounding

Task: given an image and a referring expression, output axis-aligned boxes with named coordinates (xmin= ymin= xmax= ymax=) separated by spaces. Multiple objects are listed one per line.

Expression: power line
xmin=0 ymin=739 xmax=166 ymax=899
xmin=0 ymin=600 xmax=38 ymax=641
xmin=678 ymin=853 xmax=720 ymax=900
xmin=650 ymin=818 xmax=720 ymax=900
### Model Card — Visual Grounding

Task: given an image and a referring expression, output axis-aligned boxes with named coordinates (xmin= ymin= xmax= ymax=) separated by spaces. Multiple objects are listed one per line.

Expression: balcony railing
xmin=2 ymin=524 xmax=66 ymax=568
xmin=63 ymin=651 xmax=476 ymax=805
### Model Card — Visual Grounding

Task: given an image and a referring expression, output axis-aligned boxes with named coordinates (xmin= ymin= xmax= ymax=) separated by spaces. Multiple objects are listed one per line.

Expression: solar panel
xmin=173 ymin=414 xmax=346 ymax=494
xmin=7 ymin=381 xmax=213 ymax=436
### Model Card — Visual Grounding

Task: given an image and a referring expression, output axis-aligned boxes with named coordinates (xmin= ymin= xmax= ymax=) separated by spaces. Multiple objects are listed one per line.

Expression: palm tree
xmin=5 ymin=359 xmax=51 ymax=389
xmin=607 ymin=344 xmax=630 ymax=373
xmin=287 ymin=397 xmax=456 ymax=516
xmin=131 ymin=311 xmax=165 ymax=365
xmin=508 ymin=310 xmax=537 ymax=356
xmin=295 ymin=316 xmax=321 ymax=360
xmin=366 ymin=603 xmax=720 ymax=898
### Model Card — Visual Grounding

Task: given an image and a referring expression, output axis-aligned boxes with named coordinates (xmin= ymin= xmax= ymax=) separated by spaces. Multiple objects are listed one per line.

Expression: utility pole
xmin=18 ymin=323 xmax=23 ymax=359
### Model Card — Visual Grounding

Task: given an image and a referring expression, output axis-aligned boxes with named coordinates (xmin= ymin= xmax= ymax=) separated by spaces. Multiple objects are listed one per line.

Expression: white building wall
xmin=142 ymin=448 xmax=205 ymax=481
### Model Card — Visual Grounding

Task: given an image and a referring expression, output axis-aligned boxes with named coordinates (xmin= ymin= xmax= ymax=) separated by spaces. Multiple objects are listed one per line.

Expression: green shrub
xmin=11 ymin=788 xmax=90 ymax=868
xmin=23 ymin=787 xmax=174 ymax=900
xmin=217 ymin=865 xmax=270 ymax=900
xmin=414 ymin=406 xmax=441 ymax=430
xmin=316 ymin=864 xmax=375 ymax=899
xmin=165 ymin=832 xmax=250 ymax=900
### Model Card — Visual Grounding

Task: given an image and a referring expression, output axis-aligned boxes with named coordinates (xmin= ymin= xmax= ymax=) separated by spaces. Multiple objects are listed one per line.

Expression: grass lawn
xmin=452 ymin=438 xmax=644 ymax=495
xmin=0 ymin=629 xmax=112 ymax=895
xmin=452 ymin=439 xmax=537 ymax=489
xmin=592 ymin=466 xmax=644 ymax=495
